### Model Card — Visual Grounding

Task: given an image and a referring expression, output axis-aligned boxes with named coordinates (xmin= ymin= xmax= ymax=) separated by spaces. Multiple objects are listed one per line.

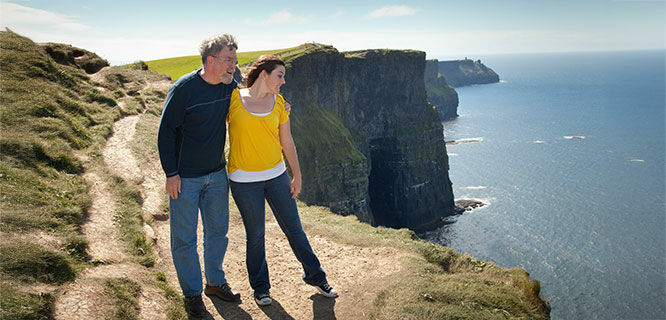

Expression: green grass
xmin=154 ymin=272 xmax=188 ymax=320
xmin=104 ymin=277 xmax=141 ymax=320
xmin=144 ymin=46 xmax=301 ymax=80
xmin=0 ymin=241 xmax=75 ymax=284
xmin=110 ymin=175 xmax=156 ymax=267
xmin=0 ymin=163 xmax=91 ymax=232
xmin=143 ymin=55 xmax=200 ymax=81
xmin=0 ymin=282 xmax=54 ymax=320
xmin=128 ymin=89 xmax=164 ymax=167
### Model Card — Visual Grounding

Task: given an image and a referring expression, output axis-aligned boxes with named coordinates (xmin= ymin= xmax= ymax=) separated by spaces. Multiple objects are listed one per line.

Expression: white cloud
xmin=0 ymin=2 xmax=90 ymax=31
xmin=365 ymin=5 xmax=417 ymax=19
xmin=258 ymin=10 xmax=308 ymax=25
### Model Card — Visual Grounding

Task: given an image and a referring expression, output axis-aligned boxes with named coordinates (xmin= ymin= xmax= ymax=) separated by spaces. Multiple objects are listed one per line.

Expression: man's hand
xmin=284 ymin=100 xmax=292 ymax=113
xmin=166 ymin=175 xmax=181 ymax=199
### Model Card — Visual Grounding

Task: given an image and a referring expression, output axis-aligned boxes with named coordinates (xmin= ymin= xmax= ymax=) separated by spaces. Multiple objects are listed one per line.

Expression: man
xmin=157 ymin=34 xmax=241 ymax=318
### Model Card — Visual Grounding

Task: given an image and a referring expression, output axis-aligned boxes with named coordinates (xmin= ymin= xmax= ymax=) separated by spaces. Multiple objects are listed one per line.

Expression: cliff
xmin=438 ymin=58 xmax=500 ymax=87
xmin=424 ymin=59 xmax=459 ymax=120
xmin=280 ymin=45 xmax=456 ymax=231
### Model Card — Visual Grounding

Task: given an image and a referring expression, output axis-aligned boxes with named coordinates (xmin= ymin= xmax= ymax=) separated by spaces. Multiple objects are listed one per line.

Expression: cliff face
xmin=424 ymin=59 xmax=459 ymax=120
xmin=438 ymin=59 xmax=499 ymax=87
xmin=281 ymin=45 xmax=456 ymax=231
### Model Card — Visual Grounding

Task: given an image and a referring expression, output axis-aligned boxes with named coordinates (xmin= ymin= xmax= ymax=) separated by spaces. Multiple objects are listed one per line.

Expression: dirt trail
xmin=104 ymin=116 xmax=143 ymax=184
xmin=55 ymin=114 xmax=169 ymax=319
xmin=79 ymin=171 xmax=127 ymax=263
xmin=57 ymin=78 xmax=409 ymax=319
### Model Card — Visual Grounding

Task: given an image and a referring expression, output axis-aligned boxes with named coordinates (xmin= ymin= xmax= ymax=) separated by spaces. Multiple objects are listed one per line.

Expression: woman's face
xmin=263 ymin=65 xmax=286 ymax=94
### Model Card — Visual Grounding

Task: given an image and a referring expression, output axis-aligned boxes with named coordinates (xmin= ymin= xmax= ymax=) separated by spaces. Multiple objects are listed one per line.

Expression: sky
xmin=1 ymin=0 xmax=664 ymax=65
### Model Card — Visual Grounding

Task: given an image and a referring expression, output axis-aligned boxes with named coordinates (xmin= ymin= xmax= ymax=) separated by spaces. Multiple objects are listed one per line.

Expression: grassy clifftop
xmin=144 ymin=45 xmax=306 ymax=80
xmin=0 ymin=32 xmax=550 ymax=319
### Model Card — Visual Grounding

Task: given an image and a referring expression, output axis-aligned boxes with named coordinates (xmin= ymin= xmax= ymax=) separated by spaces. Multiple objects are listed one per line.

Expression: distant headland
xmin=438 ymin=58 xmax=500 ymax=87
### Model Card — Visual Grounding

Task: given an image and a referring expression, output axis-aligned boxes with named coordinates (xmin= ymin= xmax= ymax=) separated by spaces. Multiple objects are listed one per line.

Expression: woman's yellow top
xmin=226 ymin=88 xmax=289 ymax=174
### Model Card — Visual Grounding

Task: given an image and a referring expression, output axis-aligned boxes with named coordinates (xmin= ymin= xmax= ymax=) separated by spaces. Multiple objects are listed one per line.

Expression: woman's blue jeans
xmin=230 ymin=171 xmax=327 ymax=296
xmin=169 ymin=168 xmax=229 ymax=297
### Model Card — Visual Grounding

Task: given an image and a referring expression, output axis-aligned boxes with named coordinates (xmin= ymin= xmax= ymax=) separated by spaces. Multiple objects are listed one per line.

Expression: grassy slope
xmin=0 ymin=29 xmax=110 ymax=318
xmin=1 ymin=31 xmax=550 ymax=319
xmin=0 ymin=30 xmax=171 ymax=319
xmin=145 ymin=45 xmax=302 ymax=80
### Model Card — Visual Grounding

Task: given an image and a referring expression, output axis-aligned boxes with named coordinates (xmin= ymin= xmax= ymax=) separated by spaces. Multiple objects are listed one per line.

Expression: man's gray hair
xmin=199 ymin=34 xmax=238 ymax=65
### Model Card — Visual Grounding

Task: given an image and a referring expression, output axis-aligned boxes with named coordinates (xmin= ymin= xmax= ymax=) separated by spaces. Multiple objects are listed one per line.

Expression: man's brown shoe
xmin=204 ymin=283 xmax=241 ymax=302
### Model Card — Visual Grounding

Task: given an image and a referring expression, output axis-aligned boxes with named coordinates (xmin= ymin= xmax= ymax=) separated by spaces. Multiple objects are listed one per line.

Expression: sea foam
xmin=447 ymin=137 xmax=484 ymax=145
xmin=464 ymin=186 xmax=487 ymax=190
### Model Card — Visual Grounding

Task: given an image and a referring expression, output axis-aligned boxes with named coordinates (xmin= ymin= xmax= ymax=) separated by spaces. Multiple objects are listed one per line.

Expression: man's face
xmin=211 ymin=47 xmax=237 ymax=84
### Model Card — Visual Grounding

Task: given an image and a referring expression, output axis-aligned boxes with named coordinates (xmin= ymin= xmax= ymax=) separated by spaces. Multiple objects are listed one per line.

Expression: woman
xmin=227 ymin=55 xmax=337 ymax=306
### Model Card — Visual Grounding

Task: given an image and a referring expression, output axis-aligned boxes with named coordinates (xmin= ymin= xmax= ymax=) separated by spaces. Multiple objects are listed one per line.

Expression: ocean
xmin=422 ymin=50 xmax=665 ymax=319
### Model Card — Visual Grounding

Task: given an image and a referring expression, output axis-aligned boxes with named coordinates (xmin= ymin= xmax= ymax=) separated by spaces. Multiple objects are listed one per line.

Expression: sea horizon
xmin=431 ymin=48 xmax=665 ymax=62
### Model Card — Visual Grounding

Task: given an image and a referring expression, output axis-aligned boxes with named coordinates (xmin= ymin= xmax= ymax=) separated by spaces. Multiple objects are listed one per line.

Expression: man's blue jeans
xmin=169 ymin=168 xmax=229 ymax=297
xmin=230 ymin=171 xmax=327 ymax=296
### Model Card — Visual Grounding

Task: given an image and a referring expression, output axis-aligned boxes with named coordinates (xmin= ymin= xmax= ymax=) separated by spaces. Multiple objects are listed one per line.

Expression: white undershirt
xmin=228 ymin=161 xmax=286 ymax=183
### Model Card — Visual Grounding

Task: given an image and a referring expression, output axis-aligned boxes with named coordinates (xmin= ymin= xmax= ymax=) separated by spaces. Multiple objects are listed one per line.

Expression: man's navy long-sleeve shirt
xmin=157 ymin=69 xmax=237 ymax=178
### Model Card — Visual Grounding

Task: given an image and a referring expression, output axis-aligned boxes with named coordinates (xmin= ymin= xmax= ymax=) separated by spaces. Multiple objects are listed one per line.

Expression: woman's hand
xmin=290 ymin=174 xmax=302 ymax=199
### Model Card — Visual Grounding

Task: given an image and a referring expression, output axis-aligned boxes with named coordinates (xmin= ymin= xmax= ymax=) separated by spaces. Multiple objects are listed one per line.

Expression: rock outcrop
xmin=40 ymin=42 xmax=109 ymax=74
xmin=425 ymin=59 xmax=459 ymax=120
xmin=438 ymin=58 xmax=499 ymax=87
xmin=281 ymin=45 xmax=456 ymax=231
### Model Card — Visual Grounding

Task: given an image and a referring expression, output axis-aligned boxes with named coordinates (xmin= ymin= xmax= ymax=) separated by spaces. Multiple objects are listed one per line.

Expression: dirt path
xmin=57 ymin=78 xmax=409 ymax=319
xmin=104 ymin=116 xmax=143 ymax=184
xmin=78 ymin=170 xmax=127 ymax=263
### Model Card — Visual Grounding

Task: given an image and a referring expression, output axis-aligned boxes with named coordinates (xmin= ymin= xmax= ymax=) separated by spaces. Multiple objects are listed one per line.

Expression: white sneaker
xmin=254 ymin=294 xmax=272 ymax=306
xmin=313 ymin=283 xmax=338 ymax=298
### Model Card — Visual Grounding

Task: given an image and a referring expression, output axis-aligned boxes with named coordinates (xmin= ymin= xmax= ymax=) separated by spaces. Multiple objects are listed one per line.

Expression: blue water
xmin=423 ymin=50 xmax=665 ymax=320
